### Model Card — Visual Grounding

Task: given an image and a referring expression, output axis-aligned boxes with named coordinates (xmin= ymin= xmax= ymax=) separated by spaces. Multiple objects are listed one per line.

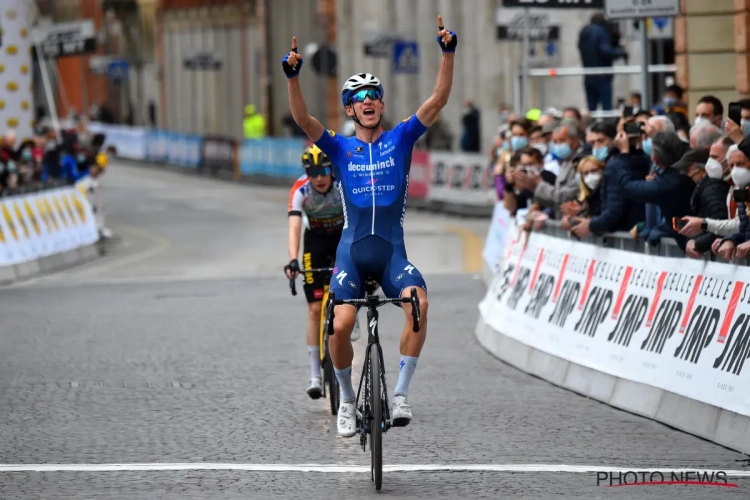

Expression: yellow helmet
xmin=301 ymin=145 xmax=332 ymax=170
xmin=95 ymin=152 xmax=109 ymax=168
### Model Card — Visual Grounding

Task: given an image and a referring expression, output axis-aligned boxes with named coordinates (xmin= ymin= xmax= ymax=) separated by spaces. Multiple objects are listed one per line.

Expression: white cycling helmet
xmin=341 ymin=73 xmax=384 ymax=107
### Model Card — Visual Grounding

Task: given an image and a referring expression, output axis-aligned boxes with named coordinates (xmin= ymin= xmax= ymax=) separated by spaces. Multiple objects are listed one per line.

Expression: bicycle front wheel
xmin=324 ymin=334 xmax=339 ymax=415
xmin=370 ymin=345 xmax=383 ymax=490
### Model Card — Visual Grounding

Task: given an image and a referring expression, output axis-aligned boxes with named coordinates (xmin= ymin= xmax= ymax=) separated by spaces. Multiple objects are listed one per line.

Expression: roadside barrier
xmin=0 ymin=183 xmax=100 ymax=284
xmin=477 ymin=214 xmax=750 ymax=455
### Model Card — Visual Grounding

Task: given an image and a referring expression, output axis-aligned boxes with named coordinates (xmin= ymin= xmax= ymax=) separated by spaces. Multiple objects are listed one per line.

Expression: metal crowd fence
xmin=535 ymin=219 xmax=744 ymax=266
xmin=0 ymin=178 xmax=71 ymax=198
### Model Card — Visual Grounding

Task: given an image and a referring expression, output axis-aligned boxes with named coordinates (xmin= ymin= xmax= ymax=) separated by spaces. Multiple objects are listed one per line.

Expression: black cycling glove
xmin=284 ymin=258 xmax=301 ymax=277
xmin=281 ymin=48 xmax=303 ymax=78
xmin=436 ymin=30 xmax=458 ymax=53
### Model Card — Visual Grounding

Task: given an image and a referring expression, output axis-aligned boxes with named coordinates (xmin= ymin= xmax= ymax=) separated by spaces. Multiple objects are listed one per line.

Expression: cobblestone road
xmin=1 ymin=164 xmax=747 ymax=499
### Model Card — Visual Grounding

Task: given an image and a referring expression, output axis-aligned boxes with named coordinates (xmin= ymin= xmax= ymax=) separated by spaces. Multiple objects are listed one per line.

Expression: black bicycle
xmin=289 ymin=267 xmax=340 ymax=416
xmin=325 ymin=283 xmax=421 ymax=491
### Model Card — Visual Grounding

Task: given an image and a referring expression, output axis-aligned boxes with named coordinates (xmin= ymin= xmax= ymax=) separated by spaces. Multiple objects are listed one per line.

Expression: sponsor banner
xmin=31 ymin=20 xmax=97 ymax=58
xmin=144 ymin=130 xmax=202 ymax=167
xmin=407 ymin=150 xmax=430 ymax=200
xmin=145 ymin=130 xmax=169 ymax=162
xmin=480 ymin=231 xmax=750 ymax=417
xmin=240 ymin=138 xmax=307 ymax=178
xmin=0 ymin=187 xmax=98 ymax=267
xmin=166 ymin=133 xmax=202 ymax=167
xmin=87 ymin=122 xmax=147 ymax=160
xmin=482 ymin=202 xmax=514 ymax=273
xmin=428 ymin=152 xmax=496 ymax=207
xmin=201 ymin=136 xmax=237 ymax=174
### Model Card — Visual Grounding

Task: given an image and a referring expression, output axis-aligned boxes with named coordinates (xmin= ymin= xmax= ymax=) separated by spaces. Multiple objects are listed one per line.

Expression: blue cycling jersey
xmin=314 ymin=115 xmax=428 ymax=246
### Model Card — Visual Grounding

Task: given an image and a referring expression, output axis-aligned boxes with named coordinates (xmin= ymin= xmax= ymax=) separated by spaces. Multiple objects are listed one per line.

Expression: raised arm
xmin=416 ymin=16 xmax=456 ymax=127
xmin=283 ymin=37 xmax=325 ymax=141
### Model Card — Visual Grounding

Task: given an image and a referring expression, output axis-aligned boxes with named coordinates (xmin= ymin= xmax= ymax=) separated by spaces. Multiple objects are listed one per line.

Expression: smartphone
xmin=624 ymin=121 xmax=642 ymax=137
xmin=570 ymin=218 xmax=581 ymax=228
xmin=672 ymin=217 xmax=686 ymax=231
xmin=622 ymin=106 xmax=635 ymax=118
xmin=734 ymin=188 xmax=749 ymax=203
xmin=728 ymin=102 xmax=743 ymax=125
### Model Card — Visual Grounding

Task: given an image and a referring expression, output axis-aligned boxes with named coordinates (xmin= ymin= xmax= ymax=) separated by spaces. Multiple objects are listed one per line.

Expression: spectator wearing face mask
xmin=521 ymin=122 xmax=582 ymax=219
xmin=715 ymin=147 xmax=750 ymax=259
xmin=734 ymin=99 xmax=750 ymax=138
xmin=679 ymin=137 xmax=736 ymax=240
xmin=694 ymin=95 xmax=724 ymax=129
xmin=677 ymin=147 xmax=730 ymax=258
xmin=507 ymin=119 xmax=532 ymax=153
xmin=615 ymin=131 xmax=695 ymax=250
xmin=656 ymin=85 xmax=689 ymax=117
xmin=571 ymin=122 xmax=648 ymax=238
xmin=561 ymin=155 xmax=604 ymax=233
xmin=504 ymin=147 xmax=557 ymax=213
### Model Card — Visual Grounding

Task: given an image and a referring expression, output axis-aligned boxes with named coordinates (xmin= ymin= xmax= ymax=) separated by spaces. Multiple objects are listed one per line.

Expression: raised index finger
xmin=291 ymin=36 xmax=298 ymax=53
xmin=437 ymin=15 xmax=444 ymax=30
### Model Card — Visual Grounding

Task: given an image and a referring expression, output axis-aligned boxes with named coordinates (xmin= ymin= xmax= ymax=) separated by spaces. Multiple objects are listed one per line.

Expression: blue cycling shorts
xmin=330 ymin=235 xmax=426 ymax=305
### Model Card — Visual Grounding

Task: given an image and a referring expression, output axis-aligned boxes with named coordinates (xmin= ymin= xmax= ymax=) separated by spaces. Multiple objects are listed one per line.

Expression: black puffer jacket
xmin=690 ymin=176 xmax=730 ymax=253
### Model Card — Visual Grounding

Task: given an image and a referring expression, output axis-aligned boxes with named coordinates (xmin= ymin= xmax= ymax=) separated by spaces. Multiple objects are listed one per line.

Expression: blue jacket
xmin=588 ymin=151 xmax=649 ymax=235
xmin=617 ymin=159 xmax=696 ymax=250
xmin=577 ymin=22 xmax=627 ymax=82
xmin=725 ymin=204 xmax=750 ymax=247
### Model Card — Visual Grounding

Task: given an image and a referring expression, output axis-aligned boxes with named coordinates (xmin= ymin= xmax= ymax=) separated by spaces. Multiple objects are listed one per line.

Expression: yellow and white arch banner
xmin=0 ymin=186 xmax=98 ymax=267
xmin=0 ymin=0 xmax=34 ymax=141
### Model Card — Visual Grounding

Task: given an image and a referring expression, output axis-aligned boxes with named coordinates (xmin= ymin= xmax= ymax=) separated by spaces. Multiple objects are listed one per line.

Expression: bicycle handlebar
xmin=326 ymin=287 xmax=421 ymax=335
xmin=287 ymin=267 xmax=335 ymax=297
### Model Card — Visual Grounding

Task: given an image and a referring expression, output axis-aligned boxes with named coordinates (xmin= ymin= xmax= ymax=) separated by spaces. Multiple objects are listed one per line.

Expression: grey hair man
xmin=690 ymin=123 xmax=723 ymax=149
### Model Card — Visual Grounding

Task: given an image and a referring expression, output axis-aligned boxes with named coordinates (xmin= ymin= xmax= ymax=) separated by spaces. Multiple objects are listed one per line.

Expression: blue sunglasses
xmin=307 ymin=166 xmax=331 ymax=178
xmin=349 ymin=89 xmax=382 ymax=104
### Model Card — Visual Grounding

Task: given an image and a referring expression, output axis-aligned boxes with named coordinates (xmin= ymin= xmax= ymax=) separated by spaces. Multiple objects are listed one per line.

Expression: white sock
xmin=334 ymin=366 xmax=356 ymax=402
xmin=394 ymin=355 xmax=418 ymax=397
xmin=308 ymin=346 xmax=321 ymax=379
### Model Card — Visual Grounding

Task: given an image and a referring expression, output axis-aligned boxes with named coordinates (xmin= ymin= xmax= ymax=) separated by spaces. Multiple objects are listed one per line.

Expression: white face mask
xmin=705 ymin=158 xmax=725 ymax=180
xmin=583 ymin=172 xmax=603 ymax=191
xmin=731 ymin=166 xmax=750 ymax=188
xmin=533 ymin=143 xmax=548 ymax=156
xmin=694 ymin=116 xmax=710 ymax=127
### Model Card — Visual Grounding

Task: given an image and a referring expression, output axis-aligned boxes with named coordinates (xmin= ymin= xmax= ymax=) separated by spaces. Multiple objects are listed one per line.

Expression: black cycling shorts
xmin=302 ymin=229 xmax=341 ymax=303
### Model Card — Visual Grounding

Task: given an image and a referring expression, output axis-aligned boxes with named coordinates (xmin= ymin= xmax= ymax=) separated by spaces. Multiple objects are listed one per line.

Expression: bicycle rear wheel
xmin=370 ymin=344 xmax=383 ymax=490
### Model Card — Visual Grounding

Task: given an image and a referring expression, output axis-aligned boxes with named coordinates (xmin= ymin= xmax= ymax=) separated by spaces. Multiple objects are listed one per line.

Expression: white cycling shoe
xmin=391 ymin=395 xmax=412 ymax=427
xmin=351 ymin=316 xmax=361 ymax=342
xmin=306 ymin=377 xmax=322 ymax=400
xmin=337 ymin=401 xmax=357 ymax=437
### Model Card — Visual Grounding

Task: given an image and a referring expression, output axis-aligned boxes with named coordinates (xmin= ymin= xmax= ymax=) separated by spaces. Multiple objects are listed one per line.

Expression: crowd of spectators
xmin=0 ymin=121 xmax=110 ymax=197
xmin=492 ymin=84 xmax=750 ymax=260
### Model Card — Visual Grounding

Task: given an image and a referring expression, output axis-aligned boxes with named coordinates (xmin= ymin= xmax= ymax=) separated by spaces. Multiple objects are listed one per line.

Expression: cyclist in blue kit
xmin=282 ymin=15 xmax=457 ymax=437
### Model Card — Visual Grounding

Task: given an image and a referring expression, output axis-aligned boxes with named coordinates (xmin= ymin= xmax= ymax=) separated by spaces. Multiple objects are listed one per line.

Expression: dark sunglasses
xmin=349 ymin=89 xmax=382 ymax=104
xmin=307 ymin=166 xmax=331 ymax=178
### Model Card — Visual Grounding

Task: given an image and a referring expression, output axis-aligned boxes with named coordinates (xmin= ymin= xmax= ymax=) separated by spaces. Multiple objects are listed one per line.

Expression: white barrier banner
xmin=88 ymin=122 xmax=147 ymax=160
xmin=482 ymin=202 xmax=514 ymax=272
xmin=428 ymin=152 xmax=496 ymax=207
xmin=480 ymin=231 xmax=750 ymax=417
xmin=0 ymin=186 xmax=98 ymax=267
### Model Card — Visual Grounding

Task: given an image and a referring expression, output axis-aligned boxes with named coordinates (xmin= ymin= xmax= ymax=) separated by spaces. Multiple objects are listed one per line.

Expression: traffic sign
xmin=392 ymin=41 xmax=419 ymax=74
xmin=31 ymin=20 xmax=97 ymax=58
xmin=183 ymin=52 xmax=222 ymax=71
xmin=605 ymin=0 xmax=680 ymax=19
xmin=501 ymin=0 xmax=604 ymax=8
xmin=364 ymin=32 xmax=402 ymax=58
xmin=107 ymin=59 xmax=128 ymax=82
xmin=647 ymin=16 xmax=673 ymax=39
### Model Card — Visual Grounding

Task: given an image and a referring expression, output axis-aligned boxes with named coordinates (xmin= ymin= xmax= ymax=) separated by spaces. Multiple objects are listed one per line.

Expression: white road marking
xmin=1 ymin=464 xmax=749 ymax=475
